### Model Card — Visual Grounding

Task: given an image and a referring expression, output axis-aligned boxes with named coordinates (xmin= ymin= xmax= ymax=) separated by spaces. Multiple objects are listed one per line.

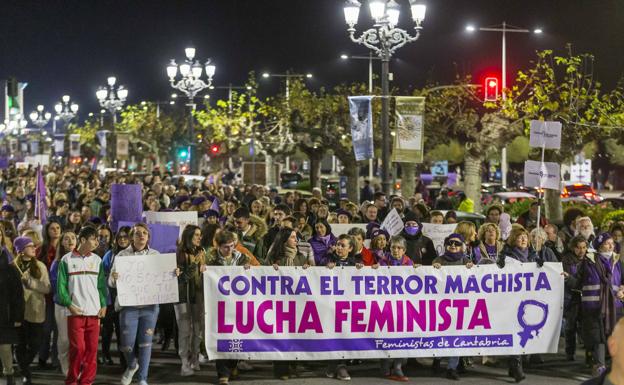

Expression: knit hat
xmin=1 ymin=204 xmax=15 ymax=213
xmin=13 ymin=236 xmax=34 ymax=254
xmin=444 ymin=233 xmax=465 ymax=246
xmin=403 ymin=210 xmax=419 ymax=223
xmin=593 ymin=232 xmax=612 ymax=251
xmin=371 ymin=228 xmax=390 ymax=240
xmin=335 ymin=209 xmax=352 ymax=220
xmin=191 ymin=196 xmax=207 ymax=206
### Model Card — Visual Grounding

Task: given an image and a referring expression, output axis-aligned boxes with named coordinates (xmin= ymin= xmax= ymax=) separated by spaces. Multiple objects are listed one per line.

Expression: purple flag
xmin=35 ymin=165 xmax=48 ymax=225
xmin=210 ymin=197 xmax=219 ymax=212
xmin=111 ymin=184 xmax=143 ymax=232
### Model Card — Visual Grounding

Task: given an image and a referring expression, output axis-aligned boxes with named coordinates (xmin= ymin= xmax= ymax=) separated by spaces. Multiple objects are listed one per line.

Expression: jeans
xmin=447 ymin=357 xmax=460 ymax=370
xmin=16 ymin=321 xmax=44 ymax=376
xmin=120 ymin=305 xmax=159 ymax=382
xmin=216 ymin=359 xmax=238 ymax=379
xmin=54 ymin=304 xmax=70 ymax=376
xmin=39 ymin=300 xmax=58 ymax=365
xmin=174 ymin=302 xmax=203 ymax=365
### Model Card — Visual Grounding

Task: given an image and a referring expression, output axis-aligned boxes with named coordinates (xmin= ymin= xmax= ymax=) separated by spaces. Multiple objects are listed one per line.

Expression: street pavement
xmin=27 ymin=341 xmax=596 ymax=385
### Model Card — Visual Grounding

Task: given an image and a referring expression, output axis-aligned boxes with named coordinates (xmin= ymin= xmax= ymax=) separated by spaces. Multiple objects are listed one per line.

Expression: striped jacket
xmin=571 ymin=252 xmax=623 ymax=311
xmin=56 ymin=250 xmax=107 ymax=316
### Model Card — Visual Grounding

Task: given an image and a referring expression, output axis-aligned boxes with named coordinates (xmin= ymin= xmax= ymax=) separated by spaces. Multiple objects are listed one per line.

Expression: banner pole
xmin=536 ymin=121 xmax=547 ymax=232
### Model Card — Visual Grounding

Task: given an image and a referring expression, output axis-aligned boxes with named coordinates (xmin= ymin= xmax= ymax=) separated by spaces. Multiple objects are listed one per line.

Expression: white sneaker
xmin=180 ymin=362 xmax=194 ymax=377
xmin=198 ymin=354 xmax=209 ymax=364
xmin=237 ymin=361 xmax=254 ymax=371
xmin=190 ymin=360 xmax=201 ymax=371
xmin=120 ymin=364 xmax=139 ymax=385
xmin=138 ymin=381 xmax=148 ymax=385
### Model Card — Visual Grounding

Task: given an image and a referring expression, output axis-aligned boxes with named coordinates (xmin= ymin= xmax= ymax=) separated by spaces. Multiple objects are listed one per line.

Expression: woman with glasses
xmin=101 ymin=226 xmax=131 ymax=367
xmin=432 ymin=233 xmax=474 ymax=380
xmin=109 ymin=223 xmax=162 ymax=385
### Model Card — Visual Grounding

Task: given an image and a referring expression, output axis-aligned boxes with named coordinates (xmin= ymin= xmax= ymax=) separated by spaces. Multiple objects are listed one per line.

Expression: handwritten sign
xmin=422 ymin=223 xmax=457 ymax=256
xmin=115 ymin=253 xmax=179 ymax=306
xmin=144 ymin=211 xmax=198 ymax=237
xmin=380 ymin=208 xmax=404 ymax=236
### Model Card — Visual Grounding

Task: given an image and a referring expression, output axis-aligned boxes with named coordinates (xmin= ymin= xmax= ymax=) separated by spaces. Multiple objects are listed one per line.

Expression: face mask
xmin=404 ymin=225 xmax=419 ymax=236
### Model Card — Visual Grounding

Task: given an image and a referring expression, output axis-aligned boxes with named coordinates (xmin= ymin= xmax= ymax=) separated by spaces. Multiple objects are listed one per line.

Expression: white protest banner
xmin=380 ymin=208 xmax=404 ymax=236
xmin=529 ymin=120 xmax=562 ymax=149
xmin=204 ymin=263 xmax=563 ymax=360
xmin=523 ymin=160 xmax=561 ymax=190
xmin=144 ymin=210 xmax=198 ymax=237
xmin=331 ymin=224 xmax=367 ymax=237
xmin=422 ymin=223 xmax=457 ymax=256
xmin=116 ymin=253 xmax=179 ymax=306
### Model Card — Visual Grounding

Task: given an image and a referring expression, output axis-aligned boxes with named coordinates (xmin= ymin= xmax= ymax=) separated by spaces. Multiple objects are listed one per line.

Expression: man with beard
xmin=233 ymin=207 xmax=267 ymax=263
xmin=575 ymin=216 xmax=596 ymax=250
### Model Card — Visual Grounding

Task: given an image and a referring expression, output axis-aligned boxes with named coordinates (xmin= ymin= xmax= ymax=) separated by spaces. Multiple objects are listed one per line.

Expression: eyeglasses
xmin=447 ymin=240 xmax=463 ymax=247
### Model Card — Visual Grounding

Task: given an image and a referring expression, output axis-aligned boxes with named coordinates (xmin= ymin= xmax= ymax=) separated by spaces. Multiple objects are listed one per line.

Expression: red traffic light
xmin=210 ymin=144 xmax=220 ymax=154
xmin=484 ymin=77 xmax=499 ymax=101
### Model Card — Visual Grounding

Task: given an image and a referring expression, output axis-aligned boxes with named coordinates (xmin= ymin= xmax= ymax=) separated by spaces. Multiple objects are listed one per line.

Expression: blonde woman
xmin=455 ymin=221 xmax=481 ymax=262
xmin=477 ymin=222 xmax=504 ymax=261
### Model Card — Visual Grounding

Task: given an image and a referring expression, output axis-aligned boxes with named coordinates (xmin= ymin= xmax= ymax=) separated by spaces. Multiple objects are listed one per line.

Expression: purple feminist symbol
xmin=517 ymin=299 xmax=549 ymax=347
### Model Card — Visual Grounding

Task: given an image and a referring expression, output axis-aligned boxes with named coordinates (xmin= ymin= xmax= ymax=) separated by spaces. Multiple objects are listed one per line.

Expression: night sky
xmin=1 ymin=0 xmax=623 ymax=118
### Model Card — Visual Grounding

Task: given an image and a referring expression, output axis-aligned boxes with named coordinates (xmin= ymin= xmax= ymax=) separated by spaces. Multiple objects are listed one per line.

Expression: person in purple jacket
xmin=308 ymin=219 xmax=336 ymax=266
xmin=378 ymin=236 xmax=413 ymax=267
xmin=565 ymin=232 xmax=624 ymax=377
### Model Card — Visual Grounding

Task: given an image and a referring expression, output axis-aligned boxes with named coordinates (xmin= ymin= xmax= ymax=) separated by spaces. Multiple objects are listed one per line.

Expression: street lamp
xmin=343 ymin=0 xmax=427 ymax=195
xmin=167 ymin=47 xmax=216 ymax=174
xmin=262 ymin=71 xmax=313 ymax=173
xmin=96 ymin=76 xmax=128 ymax=165
xmin=29 ymin=105 xmax=52 ymax=154
xmin=54 ymin=95 xmax=79 ymax=123
xmin=465 ymin=21 xmax=542 ymax=187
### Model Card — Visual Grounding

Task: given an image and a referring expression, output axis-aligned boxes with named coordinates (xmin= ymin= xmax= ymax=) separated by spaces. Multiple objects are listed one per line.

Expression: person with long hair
xmin=101 ymin=226 xmax=131 ymax=367
xmin=308 ymin=220 xmax=336 ymax=266
xmin=48 ymin=231 xmax=77 ymax=377
xmin=0 ymin=223 xmax=14 ymax=258
xmin=109 ymin=223 xmax=162 ymax=385
xmin=12 ymin=236 xmax=51 ymax=385
xmin=0 ymin=245 xmax=24 ymax=385
xmin=37 ymin=220 xmax=63 ymax=369
xmin=94 ymin=225 xmax=113 ymax=260
xmin=175 ymin=225 xmax=207 ymax=377
xmin=477 ymin=222 xmax=504 ymax=261
xmin=56 ymin=225 xmax=107 ymax=385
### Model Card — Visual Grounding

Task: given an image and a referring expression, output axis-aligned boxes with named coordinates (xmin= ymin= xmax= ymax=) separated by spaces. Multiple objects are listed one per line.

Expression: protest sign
xmin=116 ymin=253 xmax=179 ymax=306
xmin=523 ymin=160 xmax=561 ymax=190
xmin=331 ymin=224 xmax=367 ymax=237
xmin=145 ymin=210 xmax=198 ymax=237
xmin=348 ymin=96 xmax=374 ymax=161
xmin=110 ymin=184 xmax=143 ymax=232
xmin=380 ymin=208 xmax=403 ymax=236
xmin=422 ymin=223 xmax=457 ymax=256
xmin=204 ymin=263 xmax=563 ymax=360
xmin=529 ymin=120 xmax=562 ymax=149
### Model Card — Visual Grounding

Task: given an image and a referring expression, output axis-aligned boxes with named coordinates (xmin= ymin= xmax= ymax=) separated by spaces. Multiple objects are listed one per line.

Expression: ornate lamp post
xmin=96 ymin=77 xmax=128 ymax=165
xmin=167 ymin=47 xmax=216 ymax=174
xmin=54 ymin=95 xmax=79 ymax=135
xmin=343 ymin=0 xmax=426 ymax=194
xmin=29 ymin=105 xmax=52 ymax=154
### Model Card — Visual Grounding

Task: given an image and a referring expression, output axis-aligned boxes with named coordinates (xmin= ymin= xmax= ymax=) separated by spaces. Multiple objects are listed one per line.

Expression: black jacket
xmin=402 ymin=231 xmax=437 ymax=265
xmin=0 ymin=248 xmax=24 ymax=344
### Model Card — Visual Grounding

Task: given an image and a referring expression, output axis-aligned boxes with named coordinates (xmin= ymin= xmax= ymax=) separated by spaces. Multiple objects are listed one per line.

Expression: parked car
xmin=492 ymin=192 xmax=537 ymax=204
xmin=438 ymin=210 xmax=486 ymax=227
xmin=561 ymin=183 xmax=603 ymax=204
xmin=280 ymin=172 xmax=303 ymax=189
xmin=321 ymin=177 xmax=341 ymax=209
xmin=600 ymin=197 xmax=624 ymax=209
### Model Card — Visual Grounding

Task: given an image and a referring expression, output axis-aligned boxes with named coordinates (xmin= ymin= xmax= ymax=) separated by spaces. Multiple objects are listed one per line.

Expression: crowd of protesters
xmin=0 ymin=165 xmax=622 ymax=385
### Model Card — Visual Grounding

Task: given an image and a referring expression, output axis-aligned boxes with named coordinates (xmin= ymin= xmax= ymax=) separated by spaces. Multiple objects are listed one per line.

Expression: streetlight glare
xmin=262 ymin=72 xmax=270 ymax=78
xmin=534 ymin=28 xmax=543 ymax=34
xmin=466 ymin=25 xmax=476 ymax=32
xmin=306 ymin=73 xmax=313 ymax=78
xmin=340 ymin=54 xmax=349 ymax=60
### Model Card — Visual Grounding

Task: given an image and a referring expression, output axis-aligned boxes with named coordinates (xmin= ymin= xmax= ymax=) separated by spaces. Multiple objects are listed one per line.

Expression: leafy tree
xmin=506 ymin=136 xmax=530 ymax=164
xmin=424 ymin=140 xmax=465 ymax=164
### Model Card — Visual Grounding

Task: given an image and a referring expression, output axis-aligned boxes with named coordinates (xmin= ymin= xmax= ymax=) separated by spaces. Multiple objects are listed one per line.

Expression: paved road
xmin=27 ymin=344 xmax=595 ymax=385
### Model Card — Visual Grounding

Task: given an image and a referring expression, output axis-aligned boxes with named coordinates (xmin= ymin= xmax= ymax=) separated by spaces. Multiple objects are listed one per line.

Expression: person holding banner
xmin=370 ymin=228 xmax=390 ymax=264
xmin=455 ymin=221 xmax=481 ymax=263
xmin=477 ymin=223 xmax=503 ymax=261
xmin=267 ymin=227 xmax=310 ymax=380
xmin=400 ymin=212 xmax=436 ymax=266
xmin=378 ymin=236 xmax=413 ymax=267
xmin=206 ymin=230 xmax=252 ymax=385
xmin=432 ymin=233 xmax=474 ymax=380
xmin=347 ymin=227 xmax=374 ymax=266
xmin=109 ymin=223 xmax=160 ymax=385
xmin=565 ymin=233 xmax=624 ymax=377
xmin=56 ymin=227 xmax=106 ymax=385
xmin=175 ymin=225 xmax=207 ymax=377
xmin=309 ymin=220 xmax=337 ymax=267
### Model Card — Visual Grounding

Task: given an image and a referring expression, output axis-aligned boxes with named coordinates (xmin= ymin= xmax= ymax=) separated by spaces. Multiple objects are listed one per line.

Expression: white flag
xmin=524 ymin=160 xmax=560 ymax=190
xmin=529 ymin=120 xmax=562 ymax=149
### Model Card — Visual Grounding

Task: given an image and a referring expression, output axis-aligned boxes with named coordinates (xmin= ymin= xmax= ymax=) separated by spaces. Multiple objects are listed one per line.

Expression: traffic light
xmin=6 ymin=77 xmax=19 ymax=112
xmin=210 ymin=143 xmax=220 ymax=155
xmin=484 ymin=77 xmax=499 ymax=102
xmin=178 ymin=147 xmax=189 ymax=160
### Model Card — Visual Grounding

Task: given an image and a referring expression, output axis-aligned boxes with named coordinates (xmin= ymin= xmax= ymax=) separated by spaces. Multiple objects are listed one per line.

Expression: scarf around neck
xmin=283 ymin=245 xmax=298 ymax=266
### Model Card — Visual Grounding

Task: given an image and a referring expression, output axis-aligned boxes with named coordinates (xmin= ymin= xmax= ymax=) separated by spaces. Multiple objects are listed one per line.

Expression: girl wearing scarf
xmin=565 ymin=232 xmax=624 ymax=377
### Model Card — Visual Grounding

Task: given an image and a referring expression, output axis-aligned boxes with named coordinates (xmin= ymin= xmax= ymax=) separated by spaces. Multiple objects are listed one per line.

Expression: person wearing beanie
xmin=566 ymin=232 xmax=624 ymax=377
xmin=432 ymin=232 xmax=474 ymax=380
xmin=401 ymin=211 xmax=437 ymax=265
xmin=335 ymin=209 xmax=352 ymax=224
xmin=370 ymin=228 xmax=390 ymax=264
xmin=0 ymin=245 xmax=24 ymax=385
xmin=13 ymin=236 xmax=50 ymax=385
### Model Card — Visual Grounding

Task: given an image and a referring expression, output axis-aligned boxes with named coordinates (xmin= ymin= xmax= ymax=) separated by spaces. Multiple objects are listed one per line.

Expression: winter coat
xmin=309 ymin=234 xmax=337 ymax=266
xmin=205 ymin=248 xmax=251 ymax=267
xmin=478 ymin=240 xmax=504 ymax=261
xmin=432 ymin=254 xmax=472 ymax=267
xmin=237 ymin=214 xmax=268 ymax=263
xmin=378 ymin=254 xmax=413 ymax=266
xmin=177 ymin=249 xmax=206 ymax=305
xmin=561 ymin=251 xmax=583 ymax=308
xmin=15 ymin=259 xmax=50 ymax=324
xmin=0 ymin=249 xmax=24 ymax=344
xmin=457 ymin=198 xmax=474 ymax=213
xmin=402 ymin=230 xmax=437 ymax=265
xmin=327 ymin=252 xmax=357 ymax=267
